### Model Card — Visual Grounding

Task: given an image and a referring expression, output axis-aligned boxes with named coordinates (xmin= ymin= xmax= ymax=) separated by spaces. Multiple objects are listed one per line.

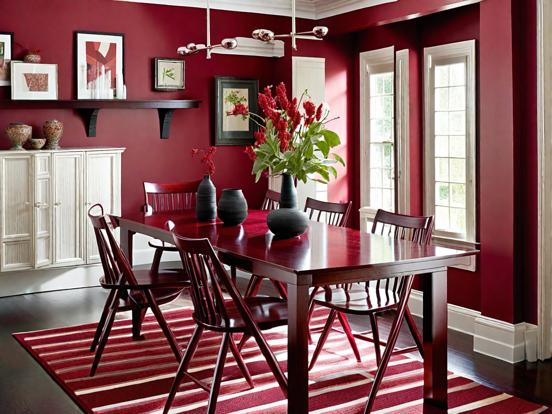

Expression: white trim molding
xmin=409 ymin=290 xmax=538 ymax=363
xmin=537 ymin=0 xmax=552 ymax=361
xmin=211 ymin=37 xmax=284 ymax=58
xmin=116 ymin=0 xmax=397 ymax=19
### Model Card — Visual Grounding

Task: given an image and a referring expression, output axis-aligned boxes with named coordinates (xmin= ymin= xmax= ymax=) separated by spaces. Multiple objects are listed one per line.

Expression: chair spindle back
xmin=144 ymin=181 xmax=201 ymax=213
xmin=261 ymin=189 xmax=280 ymax=211
xmin=304 ymin=197 xmax=352 ymax=227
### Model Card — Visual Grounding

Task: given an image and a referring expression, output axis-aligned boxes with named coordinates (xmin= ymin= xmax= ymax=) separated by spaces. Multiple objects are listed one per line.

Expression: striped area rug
xmin=13 ymin=307 xmax=549 ymax=414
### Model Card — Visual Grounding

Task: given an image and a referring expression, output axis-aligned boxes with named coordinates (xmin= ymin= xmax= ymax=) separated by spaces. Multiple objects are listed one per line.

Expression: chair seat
xmin=148 ymin=239 xmax=178 ymax=251
xmin=196 ymin=296 xmax=288 ymax=332
xmin=99 ymin=269 xmax=190 ymax=290
xmin=313 ymin=284 xmax=400 ymax=314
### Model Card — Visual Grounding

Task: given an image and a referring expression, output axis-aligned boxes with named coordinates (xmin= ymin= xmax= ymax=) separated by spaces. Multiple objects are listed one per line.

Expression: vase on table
xmin=196 ymin=175 xmax=217 ymax=222
xmin=267 ymin=173 xmax=308 ymax=239
xmin=5 ymin=123 xmax=32 ymax=150
xmin=218 ymin=188 xmax=248 ymax=226
xmin=43 ymin=119 xmax=63 ymax=149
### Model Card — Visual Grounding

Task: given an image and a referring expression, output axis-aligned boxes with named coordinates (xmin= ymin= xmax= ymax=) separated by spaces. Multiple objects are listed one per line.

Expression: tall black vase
xmin=196 ymin=175 xmax=216 ymax=221
xmin=267 ymin=173 xmax=308 ymax=239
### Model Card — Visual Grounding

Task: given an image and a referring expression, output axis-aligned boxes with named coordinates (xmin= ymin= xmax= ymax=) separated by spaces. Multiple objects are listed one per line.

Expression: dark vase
xmin=267 ymin=173 xmax=309 ymax=239
xmin=196 ymin=175 xmax=216 ymax=221
xmin=218 ymin=188 xmax=248 ymax=226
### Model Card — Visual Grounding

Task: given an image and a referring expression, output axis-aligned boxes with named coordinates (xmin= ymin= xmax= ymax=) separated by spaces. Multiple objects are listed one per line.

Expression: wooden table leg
xmin=120 ymin=223 xmax=135 ymax=267
xmin=287 ymin=282 xmax=310 ymax=414
xmin=422 ymin=269 xmax=448 ymax=411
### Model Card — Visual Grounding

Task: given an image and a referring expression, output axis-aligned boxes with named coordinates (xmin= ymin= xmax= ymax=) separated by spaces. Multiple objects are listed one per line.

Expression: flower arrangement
xmin=229 ymin=82 xmax=344 ymax=183
xmin=191 ymin=146 xmax=217 ymax=176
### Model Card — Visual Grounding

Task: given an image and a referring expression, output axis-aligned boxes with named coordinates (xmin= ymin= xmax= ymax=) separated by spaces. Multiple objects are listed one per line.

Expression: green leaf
xmin=328 ymin=165 xmax=338 ymax=178
xmin=332 ymin=153 xmax=346 ymax=166
xmin=315 ymin=140 xmax=330 ymax=158
xmin=321 ymin=129 xmax=341 ymax=147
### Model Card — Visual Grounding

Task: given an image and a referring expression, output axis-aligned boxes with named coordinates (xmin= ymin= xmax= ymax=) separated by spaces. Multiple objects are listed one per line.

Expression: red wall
xmin=0 ymin=0 xmax=293 ymax=215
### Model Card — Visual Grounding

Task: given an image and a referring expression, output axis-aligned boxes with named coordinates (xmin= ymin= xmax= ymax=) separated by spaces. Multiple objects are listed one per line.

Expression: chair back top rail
xmin=144 ymin=181 xmax=201 ymax=213
xmin=304 ymin=197 xmax=353 ymax=227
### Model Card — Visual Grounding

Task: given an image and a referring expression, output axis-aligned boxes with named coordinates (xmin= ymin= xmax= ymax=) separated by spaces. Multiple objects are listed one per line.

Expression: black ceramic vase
xmin=196 ymin=175 xmax=217 ymax=221
xmin=218 ymin=188 xmax=248 ymax=226
xmin=267 ymin=173 xmax=309 ymax=239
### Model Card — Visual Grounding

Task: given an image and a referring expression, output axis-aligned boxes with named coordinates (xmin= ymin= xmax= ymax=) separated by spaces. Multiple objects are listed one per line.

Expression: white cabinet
xmin=0 ymin=147 xmax=124 ymax=272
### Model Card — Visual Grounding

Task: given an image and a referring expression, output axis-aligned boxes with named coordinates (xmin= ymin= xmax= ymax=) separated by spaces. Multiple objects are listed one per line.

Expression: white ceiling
xmin=116 ymin=0 xmax=398 ymax=20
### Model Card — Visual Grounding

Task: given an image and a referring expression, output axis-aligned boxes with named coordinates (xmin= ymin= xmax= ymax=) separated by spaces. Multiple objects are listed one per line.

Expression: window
xmin=360 ymin=47 xmax=410 ymax=230
xmin=424 ymin=40 xmax=476 ymax=244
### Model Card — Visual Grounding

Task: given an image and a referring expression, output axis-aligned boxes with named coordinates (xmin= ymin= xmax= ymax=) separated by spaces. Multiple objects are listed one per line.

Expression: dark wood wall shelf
xmin=0 ymin=99 xmax=201 ymax=139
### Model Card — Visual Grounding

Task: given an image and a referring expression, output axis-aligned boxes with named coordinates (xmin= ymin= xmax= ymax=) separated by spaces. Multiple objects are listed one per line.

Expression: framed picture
xmin=215 ymin=77 xmax=259 ymax=146
xmin=154 ymin=58 xmax=184 ymax=90
xmin=75 ymin=31 xmax=124 ymax=99
xmin=11 ymin=62 xmax=58 ymax=100
xmin=0 ymin=32 xmax=14 ymax=86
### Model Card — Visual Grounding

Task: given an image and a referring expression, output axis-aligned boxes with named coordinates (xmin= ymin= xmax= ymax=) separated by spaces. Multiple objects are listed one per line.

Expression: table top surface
xmin=120 ymin=210 xmax=478 ymax=275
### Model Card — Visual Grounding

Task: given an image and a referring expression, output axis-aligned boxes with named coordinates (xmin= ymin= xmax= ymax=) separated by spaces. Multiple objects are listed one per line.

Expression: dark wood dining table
xmin=118 ymin=209 xmax=478 ymax=413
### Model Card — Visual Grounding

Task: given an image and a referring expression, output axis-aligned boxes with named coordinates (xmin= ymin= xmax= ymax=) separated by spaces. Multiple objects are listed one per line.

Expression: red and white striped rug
xmin=13 ymin=307 xmax=549 ymax=414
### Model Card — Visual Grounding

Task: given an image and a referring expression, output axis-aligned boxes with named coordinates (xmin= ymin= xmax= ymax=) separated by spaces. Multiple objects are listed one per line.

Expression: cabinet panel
xmin=53 ymin=152 xmax=84 ymax=266
xmin=85 ymin=152 xmax=121 ymax=263
xmin=1 ymin=156 xmax=32 ymax=270
xmin=34 ymin=154 xmax=52 ymax=268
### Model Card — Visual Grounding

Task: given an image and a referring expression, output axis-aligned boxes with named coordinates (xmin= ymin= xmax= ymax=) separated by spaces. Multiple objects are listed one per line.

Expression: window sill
xmin=432 ymin=236 xmax=479 ymax=272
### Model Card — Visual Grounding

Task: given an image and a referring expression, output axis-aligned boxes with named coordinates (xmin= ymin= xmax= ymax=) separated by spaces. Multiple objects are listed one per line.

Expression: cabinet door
xmin=0 ymin=155 xmax=33 ymax=271
xmin=85 ymin=151 xmax=121 ymax=263
xmin=33 ymin=154 xmax=52 ymax=268
xmin=52 ymin=152 xmax=85 ymax=266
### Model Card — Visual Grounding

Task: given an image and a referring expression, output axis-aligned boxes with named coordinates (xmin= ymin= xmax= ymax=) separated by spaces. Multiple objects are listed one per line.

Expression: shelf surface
xmin=0 ymin=99 xmax=201 ymax=109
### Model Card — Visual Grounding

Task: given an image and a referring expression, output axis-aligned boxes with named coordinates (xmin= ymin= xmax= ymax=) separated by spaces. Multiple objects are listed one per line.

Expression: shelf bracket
xmin=158 ymin=109 xmax=175 ymax=139
xmin=77 ymin=108 xmax=101 ymax=137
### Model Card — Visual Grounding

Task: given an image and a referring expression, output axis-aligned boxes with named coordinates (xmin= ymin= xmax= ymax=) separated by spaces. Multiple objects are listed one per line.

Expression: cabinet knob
xmin=34 ymin=202 xmax=48 ymax=208
xmin=54 ymin=202 xmax=62 ymax=206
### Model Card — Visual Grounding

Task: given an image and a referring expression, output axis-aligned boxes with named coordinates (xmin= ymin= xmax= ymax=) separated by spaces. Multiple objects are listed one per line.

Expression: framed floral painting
xmin=0 ymin=32 xmax=13 ymax=87
xmin=215 ymin=77 xmax=258 ymax=146
xmin=154 ymin=58 xmax=184 ymax=90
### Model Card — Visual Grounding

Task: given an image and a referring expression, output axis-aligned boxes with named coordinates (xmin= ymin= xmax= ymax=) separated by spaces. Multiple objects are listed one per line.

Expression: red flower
xmin=276 ymin=118 xmax=288 ymax=133
xmin=275 ymin=82 xmax=290 ymax=110
xmin=244 ymin=146 xmax=257 ymax=160
xmin=228 ymin=102 xmax=249 ymax=116
xmin=254 ymin=130 xmax=266 ymax=145
xmin=278 ymin=130 xmax=291 ymax=152
xmin=315 ymin=103 xmax=324 ymax=121
xmin=192 ymin=146 xmax=217 ymax=175
xmin=303 ymin=100 xmax=316 ymax=118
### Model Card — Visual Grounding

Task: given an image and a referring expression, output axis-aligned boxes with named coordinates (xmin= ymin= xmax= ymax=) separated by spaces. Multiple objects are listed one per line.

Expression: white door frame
xmin=537 ymin=0 xmax=552 ymax=360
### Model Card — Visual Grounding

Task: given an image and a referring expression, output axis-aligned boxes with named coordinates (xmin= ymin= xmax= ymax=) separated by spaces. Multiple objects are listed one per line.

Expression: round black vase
xmin=266 ymin=173 xmax=308 ymax=239
xmin=218 ymin=188 xmax=248 ymax=226
xmin=196 ymin=175 xmax=216 ymax=222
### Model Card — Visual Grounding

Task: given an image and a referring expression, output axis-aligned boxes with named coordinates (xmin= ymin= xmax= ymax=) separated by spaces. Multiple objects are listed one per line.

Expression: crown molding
xmin=115 ymin=0 xmax=397 ymax=19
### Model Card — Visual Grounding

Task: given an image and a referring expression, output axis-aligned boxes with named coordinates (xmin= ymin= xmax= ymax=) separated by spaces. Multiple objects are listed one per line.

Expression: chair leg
xmin=229 ymin=334 xmax=254 ymax=388
xmin=230 ymin=265 xmax=237 ymax=285
xmin=207 ymin=333 xmax=231 ymax=414
xmin=364 ymin=277 xmax=415 ymax=414
xmin=90 ymin=296 xmax=119 ymax=376
xmin=272 ymin=280 xmax=288 ymax=299
xmin=90 ymin=289 xmax=117 ymax=352
xmin=244 ymin=275 xmax=263 ymax=297
xmin=163 ymin=325 xmax=204 ymax=414
xmin=309 ymin=309 xmax=337 ymax=371
xmin=306 ymin=287 xmax=320 ymax=344
xmin=237 ymin=333 xmax=251 ymax=351
xmin=132 ymin=307 xmax=147 ymax=340
xmin=369 ymin=313 xmax=382 ymax=366
xmin=337 ymin=311 xmax=362 ymax=363
xmin=151 ymin=247 xmax=163 ymax=274
xmin=251 ymin=328 xmax=288 ymax=397
xmin=144 ymin=289 xmax=182 ymax=362
xmin=404 ymin=306 xmax=424 ymax=358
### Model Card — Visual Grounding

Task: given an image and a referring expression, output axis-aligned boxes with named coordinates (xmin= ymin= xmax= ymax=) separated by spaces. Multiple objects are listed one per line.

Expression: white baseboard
xmin=408 ymin=289 xmax=537 ymax=364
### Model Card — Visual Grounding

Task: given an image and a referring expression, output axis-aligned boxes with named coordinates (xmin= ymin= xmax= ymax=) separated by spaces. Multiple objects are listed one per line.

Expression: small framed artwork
xmin=0 ymin=32 xmax=14 ymax=86
xmin=154 ymin=58 xmax=184 ymax=90
xmin=11 ymin=62 xmax=58 ymax=100
xmin=75 ymin=31 xmax=124 ymax=99
xmin=215 ymin=77 xmax=259 ymax=146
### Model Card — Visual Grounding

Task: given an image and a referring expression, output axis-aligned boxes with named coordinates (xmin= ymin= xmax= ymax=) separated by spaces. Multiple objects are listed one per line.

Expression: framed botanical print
xmin=75 ymin=31 xmax=124 ymax=99
xmin=154 ymin=58 xmax=184 ymax=90
xmin=215 ymin=77 xmax=258 ymax=146
xmin=11 ymin=62 xmax=58 ymax=100
xmin=0 ymin=32 xmax=14 ymax=86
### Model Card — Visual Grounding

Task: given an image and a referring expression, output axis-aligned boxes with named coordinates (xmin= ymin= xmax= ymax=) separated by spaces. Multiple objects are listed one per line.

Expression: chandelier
xmin=177 ymin=0 xmax=238 ymax=59
xmin=252 ymin=0 xmax=329 ymax=50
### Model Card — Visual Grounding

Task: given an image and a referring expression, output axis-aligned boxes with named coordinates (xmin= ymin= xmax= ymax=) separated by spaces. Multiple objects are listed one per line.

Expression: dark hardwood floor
xmin=1 ymin=272 xmax=551 ymax=413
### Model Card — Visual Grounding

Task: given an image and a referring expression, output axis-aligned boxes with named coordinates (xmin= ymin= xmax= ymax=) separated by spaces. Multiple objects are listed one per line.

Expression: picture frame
xmin=0 ymin=32 xmax=14 ymax=87
xmin=215 ymin=77 xmax=259 ymax=146
xmin=11 ymin=62 xmax=58 ymax=100
xmin=75 ymin=31 xmax=124 ymax=99
xmin=154 ymin=58 xmax=184 ymax=90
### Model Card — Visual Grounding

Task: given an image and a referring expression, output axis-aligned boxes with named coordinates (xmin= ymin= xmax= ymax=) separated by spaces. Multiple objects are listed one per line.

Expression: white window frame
xmin=424 ymin=40 xmax=478 ymax=270
xmin=359 ymin=47 xmax=410 ymax=231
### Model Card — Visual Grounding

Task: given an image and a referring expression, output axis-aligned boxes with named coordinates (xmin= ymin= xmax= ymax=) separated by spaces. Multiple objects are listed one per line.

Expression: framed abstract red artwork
xmin=75 ymin=31 xmax=124 ymax=99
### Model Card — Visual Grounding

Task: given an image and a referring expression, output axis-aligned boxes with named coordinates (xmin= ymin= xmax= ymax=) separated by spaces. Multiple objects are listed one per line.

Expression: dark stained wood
xmin=303 ymin=197 xmax=353 ymax=227
xmin=0 ymin=99 xmax=201 ymax=139
xmin=117 ymin=209 xmax=477 ymax=413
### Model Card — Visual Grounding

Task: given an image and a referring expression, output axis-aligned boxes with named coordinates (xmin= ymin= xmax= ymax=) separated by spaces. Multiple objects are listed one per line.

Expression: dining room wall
xmin=0 ymin=0 xmax=294 ymax=215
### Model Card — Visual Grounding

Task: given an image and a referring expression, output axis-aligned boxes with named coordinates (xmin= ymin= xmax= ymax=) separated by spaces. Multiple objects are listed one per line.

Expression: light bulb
xmin=252 ymin=29 xmax=275 ymax=42
xmin=312 ymin=26 xmax=329 ymax=38
xmin=221 ymin=38 xmax=238 ymax=50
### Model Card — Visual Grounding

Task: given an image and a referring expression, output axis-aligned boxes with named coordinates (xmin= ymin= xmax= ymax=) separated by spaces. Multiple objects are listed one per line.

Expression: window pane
xmin=435 ymin=88 xmax=449 ymax=111
xmin=436 ymin=182 xmax=450 ymax=206
xmin=435 ymin=158 xmax=449 ymax=181
xmin=382 ymin=189 xmax=393 ymax=211
xmin=435 ymin=135 xmax=449 ymax=157
xmin=371 ymin=119 xmax=393 ymax=142
xmin=435 ymin=112 xmax=449 ymax=135
xmin=450 ymin=158 xmax=466 ymax=183
xmin=435 ymin=206 xmax=450 ymax=230
xmin=435 ymin=65 xmax=449 ymax=87
xmin=382 ymin=168 xmax=393 ymax=188
xmin=450 ymin=183 xmax=466 ymax=208
xmin=370 ymin=168 xmax=382 ymax=187
xmin=450 ymin=207 xmax=466 ymax=233
xmin=383 ymin=75 xmax=393 ymax=94
xmin=370 ymin=188 xmax=382 ymax=208
xmin=449 ymin=63 xmax=466 ymax=86
xmin=449 ymin=111 xmax=466 ymax=135
xmin=449 ymin=135 xmax=466 ymax=158
xmin=370 ymin=144 xmax=382 ymax=168
xmin=449 ymin=86 xmax=466 ymax=110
